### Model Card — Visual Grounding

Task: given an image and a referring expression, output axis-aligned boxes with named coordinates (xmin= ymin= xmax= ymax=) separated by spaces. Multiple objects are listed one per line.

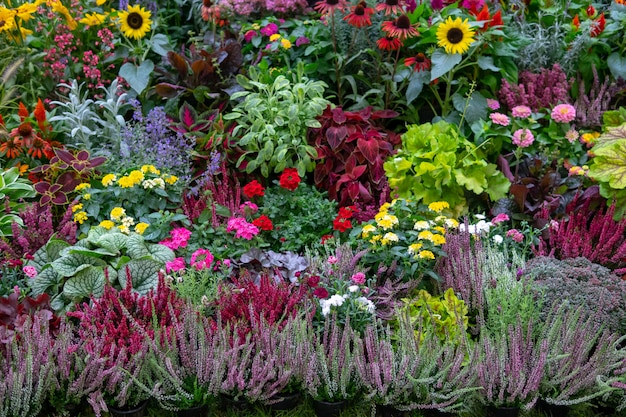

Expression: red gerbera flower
xmin=279 ymin=168 xmax=301 ymax=191
xmin=381 ymin=15 xmax=419 ymax=40
xmin=314 ymin=0 xmax=348 ymax=15
xmin=376 ymin=35 xmax=403 ymax=51
xmin=343 ymin=1 xmax=375 ymax=28
xmin=404 ymin=52 xmax=431 ymax=72
xmin=375 ymin=0 xmax=406 ymax=15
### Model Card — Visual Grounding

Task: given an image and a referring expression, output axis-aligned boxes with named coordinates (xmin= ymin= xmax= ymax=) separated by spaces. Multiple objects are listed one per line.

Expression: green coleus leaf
xmin=120 ymin=259 xmax=163 ymax=295
xmin=589 ymin=140 xmax=626 ymax=189
xmin=51 ymin=253 xmax=106 ymax=277
xmin=63 ymin=266 xmax=106 ymax=298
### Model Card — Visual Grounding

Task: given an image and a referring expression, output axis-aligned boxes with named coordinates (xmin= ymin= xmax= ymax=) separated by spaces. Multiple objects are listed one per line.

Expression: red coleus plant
xmin=308 ymin=105 xmax=401 ymax=208
xmin=0 ymin=292 xmax=61 ymax=344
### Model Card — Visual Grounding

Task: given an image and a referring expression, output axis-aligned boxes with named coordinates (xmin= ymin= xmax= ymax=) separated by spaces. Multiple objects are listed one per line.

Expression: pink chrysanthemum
xmin=486 ymin=99 xmax=500 ymax=110
xmin=551 ymin=104 xmax=576 ymax=123
xmin=489 ymin=112 xmax=510 ymax=126
xmin=512 ymin=128 xmax=534 ymax=148
xmin=511 ymin=105 xmax=532 ymax=118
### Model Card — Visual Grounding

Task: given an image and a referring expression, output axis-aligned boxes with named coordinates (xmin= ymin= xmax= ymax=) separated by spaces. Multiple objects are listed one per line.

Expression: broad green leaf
xmin=87 ymin=226 xmax=111 ymax=243
xmin=46 ymin=239 xmax=71 ymax=263
xmin=406 ymin=71 xmax=429 ymax=104
xmin=126 ymin=234 xmax=151 ymax=259
xmin=51 ymin=253 xmax=105 ymax=277
xmin=608 ymin=53 xmax=626 ymax=81
xmin=454 ymin=166 xmax=488 ymax=194
xmin=96 ymin=233 xmax=129 ymax=253
xmin=120 ymin=259 xmax=163 ymax=295
xmin=69 ymin=247 xmax=118 ymax=258
xmin=589 ymin=140 xmax=626 ymax=189
xmin=430 ymin=50 xmax=462 ymax=81
xmin=119 ymin=60 xmax=154 ymax=95
xmin=147 ymin=243 xmax=175 ymax=263
xmin=477 ymin=56 xmax=500 ymax=72
xmin=28 ymin=267 xmax=61 ymax=295
xmin=452 ymin=91 xmax=488 ymax=124
xmin=63 ymin=266 xmax=106 ymax=298
xmin=150 ymin=33 xmax=172 ymax=56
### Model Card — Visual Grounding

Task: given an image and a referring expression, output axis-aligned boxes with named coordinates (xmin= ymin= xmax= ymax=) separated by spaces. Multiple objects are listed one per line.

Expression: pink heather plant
xmin=489 ymin=112 xmax=510 ymax=126
xmin=226 ymin=217 xmax=259 ymax=240
xmin=511 ymin=105 xmax=532 ymax=118
xmin=512 ymin=128 xmax=534 ymax=147
xmin=551 ymin=104 xmax=576 ymax=123
xmin=190 ymin=248 xmax=214 ymax=271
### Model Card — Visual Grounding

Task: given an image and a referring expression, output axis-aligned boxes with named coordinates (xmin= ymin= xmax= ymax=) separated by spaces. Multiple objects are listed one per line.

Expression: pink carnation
xmin=506 ymin=229 xmax=524 ymax=243
xmin=351 ymin=272 xmax=366 ymax=285
xmin=489 ymin=112 xmax=510 ymax=126
xmin=190 ymin=248 xmax=214 ymax=271
xmin=511 ymin=105 xmax=532 ymax=118
xmin=166 ymin=257 xmax=186 ymax=273
xmin=551 ymin=104 xmax=576 ymax=123
xmin=512 ymin=128 xmax=534 ymax=148
xmin=23 ymin=265 xmax=38 ymax=278
xmin=491 ymin=213 xmax=510 ymax=225
xmin=226 ymin=217 xmax=259 ymax=240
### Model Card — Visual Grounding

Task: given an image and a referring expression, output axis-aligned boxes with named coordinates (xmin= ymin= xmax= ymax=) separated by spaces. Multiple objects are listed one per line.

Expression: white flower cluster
xmin=458 ymin=214 xmax=493 ymax=236
xmin=319 ymin=293 xmax=376 ymax=317
xmin=142 ymin=178 xmax=166 ymax=189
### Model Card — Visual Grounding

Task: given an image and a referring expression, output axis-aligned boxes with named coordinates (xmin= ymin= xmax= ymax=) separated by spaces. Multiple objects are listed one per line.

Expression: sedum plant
xmin=384 ymin=120 xmax=510 ymax=216
xmin=225 ymin=61 xmax=330 ymax=177
xmin=26 ymin=226 xmax=175 ymax=312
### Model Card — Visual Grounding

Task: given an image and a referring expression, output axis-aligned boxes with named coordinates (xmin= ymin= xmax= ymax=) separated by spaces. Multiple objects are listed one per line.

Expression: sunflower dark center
xmin=396 ymin=15 xmax=410 ymax=29
xmin=385 ymin=0 xmax=398 ymax=5
xmin=447 ymin=28 xmax=463 ymax=44
xmin=0 ymin=20 xmax=5 ymax=28
xmin=355 ymin=4 xmax=365 ymax=14
xmin=127 ymin=12 xmax=144 ymax=30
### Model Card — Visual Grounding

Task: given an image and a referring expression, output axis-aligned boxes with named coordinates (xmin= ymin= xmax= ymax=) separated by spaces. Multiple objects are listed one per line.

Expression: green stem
xmin=330 ymin=13 xmax=343 ymax=106
xmin=385 ymin=48 xmax=401 ymax=109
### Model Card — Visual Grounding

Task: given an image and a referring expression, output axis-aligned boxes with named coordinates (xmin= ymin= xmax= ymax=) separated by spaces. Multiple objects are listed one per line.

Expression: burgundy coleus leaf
xmin=179 ymin=102 xmax=197 ymax=129
xmin=0 ymin=293 xmax=19 ymax=327
xmin=155 ymin=83 xmax=184 ymax=98
xmin=371 ymin=109 xmax=399 ymax=120
xmin=326 ymin=126 xmax=348 ymax=150
xmin=357 ymin=131 xmax=380 ymax=165
xmin=331 ymin=106 xmax=346 ymax=124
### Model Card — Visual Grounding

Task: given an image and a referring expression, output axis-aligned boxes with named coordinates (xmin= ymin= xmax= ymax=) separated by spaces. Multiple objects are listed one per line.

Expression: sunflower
xmin=436 ymin=17 xmax=475 ymax=54
xmin=118 ymin=4 xmax=152 ymax=40
xmin=381 ymin=15 xmax=419 ymax=40
xmin=0 ymin=7 xmax=16 ymax=33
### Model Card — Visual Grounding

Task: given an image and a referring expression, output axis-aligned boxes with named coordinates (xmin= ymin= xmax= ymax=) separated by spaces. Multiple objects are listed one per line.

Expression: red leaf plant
xmin=308 ymin=105 xmax=401 ymax=214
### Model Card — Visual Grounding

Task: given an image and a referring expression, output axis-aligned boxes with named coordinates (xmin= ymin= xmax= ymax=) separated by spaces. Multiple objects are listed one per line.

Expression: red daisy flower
xmin=314 ymin=0 xmax=348 ymax=15
xmin=381 ymin=15 xmax=419 ymax=40
xmin=0 ymin=137 xmax=23 ymax=159
xmin=27 ymin=136 xmax=50 ymax=160
xmin=376 ymin=35 xmax=403 ymax=51
xmin=343 ymin=1 xmax=375 ymax=28
xmin=404 ymin=52 xmax=431 ymax=72
xmin=375 ymin=0 xmax=406 ymax=15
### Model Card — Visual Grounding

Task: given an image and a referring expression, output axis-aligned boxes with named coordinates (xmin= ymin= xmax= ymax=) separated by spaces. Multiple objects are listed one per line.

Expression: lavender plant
xmin=0 ymin=315 xmax=55 ymax=417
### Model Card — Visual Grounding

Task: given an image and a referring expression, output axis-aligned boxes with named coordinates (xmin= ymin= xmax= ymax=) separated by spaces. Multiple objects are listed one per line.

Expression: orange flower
xmin=404 ymin=52 xmax=431 ymax=72
xmin=572 ymin=14 xmax=580 ymax=29
xmin=27 ymin=136 xmax=51 ymax=160
xmin=375 ymin=0 xmax=406 ymax=15
xmin=33 ymin=98 xmax=49 ymax=133
xmin=314 ymin=0 xmax=348 ymax=15
xmin=590 ymin=13 xmax=605 ymax=37
xmin=0 ymin=137 xmax=23 ymax=159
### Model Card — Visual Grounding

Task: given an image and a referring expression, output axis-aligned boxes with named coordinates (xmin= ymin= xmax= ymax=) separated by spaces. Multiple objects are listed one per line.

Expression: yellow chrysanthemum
xmin=83 ymin=193 xmax=91 ymax=200
xmin=99 ymin=220 xmax=115 ymax=229
xmin=280 ymin=38 xmax=292 ymax=49
xmin=269 ymin=33 xmax=281 ymax=41
xmin=418 ymin=230 xmax=434 ymax=241
xmin=428 ymin=201 xmax=451 ymax=213
xmin=117 ymin=4 xmax=152 ymax=40
xmin=378 ymin=202 xmax=391 ymax=213
xmin=418 ymin=250 xmax=435 ymax=260
xmin=408 ymin=243 xmax=423 ymax=255
xmin=73 ymin=211 xmax=88 ymax=224
xmin=129 ymin=169 xmax=144 ymax=182
xmin=74 ymin=182 xmax=90 ymax=191
xmin=414 ymin=220 xmax=430 ymax=230
xmin=433 ymin=226 xmax=446 ymax=235
xmin=381 ymin=232 xmax=399 ymax=245
xmin=141 ymin=164 xmax=160 ymax=175
xmin=436 ymin=17 xmax=475 ymax=55
xmin=117 ymin=176 xmax=134 ymax=188
xmin=361 ymin=224 xmax=377 ymax=238
xmin=369 ymin=235 xmax=382 ymax=244
xmin=134 ymin=222 xmax=149 ymax=235
xmin=376 ymin=214 xmax=399 ymax=230
xmin=102 ymin=174 xmax=117 ymax=187
xmin=0 ymin=8 xmax=17 ymax=33
xmin=110 ymin=207 xmax=126 ymax=221
xmin=118 ymin=170 xmax=144 ymax=188
xmin=432 ymin=234 xmax=446 ymax=245
xmin=71 ymin=203 xmax=83 ymax=213
xmin=79 ymin=12 xmax=107 ymax=26
xmin=164 ymin=174 xmax=178 ymax=185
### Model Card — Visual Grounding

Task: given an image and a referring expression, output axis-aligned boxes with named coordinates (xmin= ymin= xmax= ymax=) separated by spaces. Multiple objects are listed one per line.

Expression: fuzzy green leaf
xmin=63 ymin=266 xmax=106 ymax=298
xmin=120 ymin=259 xmax=163 ymax=295
xmin=126 ymin=234 xmax=151 ymax=259
xmin=51 ymin=253 xmax=105 ymax=277
xmin=28 ymin=267 xmax=61 ymax=295
xmin=147 ymin=243 xmax=175 ymax=263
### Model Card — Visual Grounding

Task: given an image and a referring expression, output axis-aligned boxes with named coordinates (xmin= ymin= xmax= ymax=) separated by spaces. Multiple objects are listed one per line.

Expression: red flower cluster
xmin=333 ymin=205 xmax=358 ymax=233
xmin=279 ymin=168 xmax=301 ymax=191
xmin=252 ymin=214 xmax=274 ymax=231
xmin=243 ymin=179 xmax=265 ymax=198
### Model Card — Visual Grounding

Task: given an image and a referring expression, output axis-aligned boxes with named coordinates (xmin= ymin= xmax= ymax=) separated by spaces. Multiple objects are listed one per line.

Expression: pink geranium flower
xmin=166 ymin=257 xmax=186 ymax=273
xmin=190 ymin=248 xmax=214 ymax=271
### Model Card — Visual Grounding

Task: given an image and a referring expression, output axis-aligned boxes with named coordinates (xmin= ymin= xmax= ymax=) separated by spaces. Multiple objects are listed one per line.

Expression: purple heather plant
xmin=573 ymin=66 xmax=626 ymax=129
xmin=498 ymin=64 xmax=572 ymax=112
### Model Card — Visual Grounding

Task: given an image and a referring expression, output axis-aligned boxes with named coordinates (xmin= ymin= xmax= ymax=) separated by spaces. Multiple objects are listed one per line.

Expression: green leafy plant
xmin=588 ymin=123 xmax=626 ymax=219
xmin=0 ymin=166 xmax=36 ymax=236
xmin=225 ymin=61 xmax=330 ymax=177
xmin=26 ymin=226 xmax=175 ymax=312
xmin=384 ymin=120 xmax=510 ymax=216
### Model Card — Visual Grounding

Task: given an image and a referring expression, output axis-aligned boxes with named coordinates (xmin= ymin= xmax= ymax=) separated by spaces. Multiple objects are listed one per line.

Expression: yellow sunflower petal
xmin=436 ymin=17 xmax=475 ymax=55
xmin=117 ymin=4 xmax=152 ymax=40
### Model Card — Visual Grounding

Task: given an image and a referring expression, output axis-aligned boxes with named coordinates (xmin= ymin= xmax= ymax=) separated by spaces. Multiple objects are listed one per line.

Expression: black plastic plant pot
xmin=107 ymin=400 xmax=148 ymax=417
xmin=221 ymin=395 xmax=251 ymax=412
xmin=486 ymin=406 xmax=520 ymax=417
xmin=313 ymin=399 xmax=346 ymax=417
xmin=267 ymin=392 xmax=302 ymax=411
xmin=176 ymin=404 xmax=209 ymax=417
xmin=377 ymin=404 xmax=406 ymax=417
xmin=537 ymin=400 xmax=570 ymax=417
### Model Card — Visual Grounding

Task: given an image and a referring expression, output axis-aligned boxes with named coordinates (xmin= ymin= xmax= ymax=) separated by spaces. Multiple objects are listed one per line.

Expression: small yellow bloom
xmin=99 ymin=220 xmax=115 ymax=229
xmin=408 ymin=243 xmax=423 ymax=255
xmin=110 ymin=207 xmax=126 ymax=221
xmin=251 ymin=23 xmax=260 ymax=30
xmin=381 ymin=232 xmax=399 ymax=245
xmin=418 ymin=230 xmax=434 ymax=241
xmin=376 ymin=214 xmax=399 ymax=230
xmin=414 ymin=220 xmax=430 ymax=230
xmin=141 ymin=164 xmax=160 ymax=175
xmin=117 ymin=176 xmax=134 ymax=188
xmin=428 ymin=201 xmax=450 ymax=213
xmin=134 ymin=222 xmax=149 ymax=234
xmin=445 ymin=218 xmax=459 ymax=229
xmin=71 ymin=203 xmax=83 ymax=213
xmin=73 ymin=211 xmax=88 ymax=224
xmin=164 ymin=174 xmax=178 ymax=185
xmin=361 ymin=224 xmax=377 ymax=237
xmin=96 ymin=0 xmax=107 ymax=5
xmin=378 ymin=202 xmax=391 ymax=213
xmin=118 ymin=224 xmax=130 ymax=234
xmin=79 ymin=11 xmax=107 ymax=26
xmin=369 ymin=235 xmax=382 ymax=244
xmin=432 ymin=234 xmax=446 ymax=245
xmin=269 ymin=33 xmax=281 ymax=41
xmin=83 ymin=193 xmax=91 ymax=200
xmin=418 ymin=250 xmax=435 ymax=260
xmin=74 ymin=183 xmax=90 ymax=191
xmin=280 ymin=38 xmax=292 ymax=49
xmin=433 ymin=226 xmax=446 ymax=235
xmin=102 ymin=174 xmax=117 ymax=187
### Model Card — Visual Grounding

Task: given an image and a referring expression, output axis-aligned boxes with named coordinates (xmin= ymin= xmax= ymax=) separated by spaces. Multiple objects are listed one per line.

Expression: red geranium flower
xmin=343 ymin=1 xmax=375 ymax=28
xmin=252 ymin=215 xmax=274 ymax=231
xmin=338 ymin=206 xmax=358 ymax=219
xmin=404 ymin=52 xmax=431 ymax=72
xmin=243 ymin=179 xmax=265 ymax=198
xmin=313 ymin=287 xmax=329 ymax=298
xmin=279 ymin=168 xmax=301 ymax=191
xmin=333 ymin=217 xmax=352 ymax=232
